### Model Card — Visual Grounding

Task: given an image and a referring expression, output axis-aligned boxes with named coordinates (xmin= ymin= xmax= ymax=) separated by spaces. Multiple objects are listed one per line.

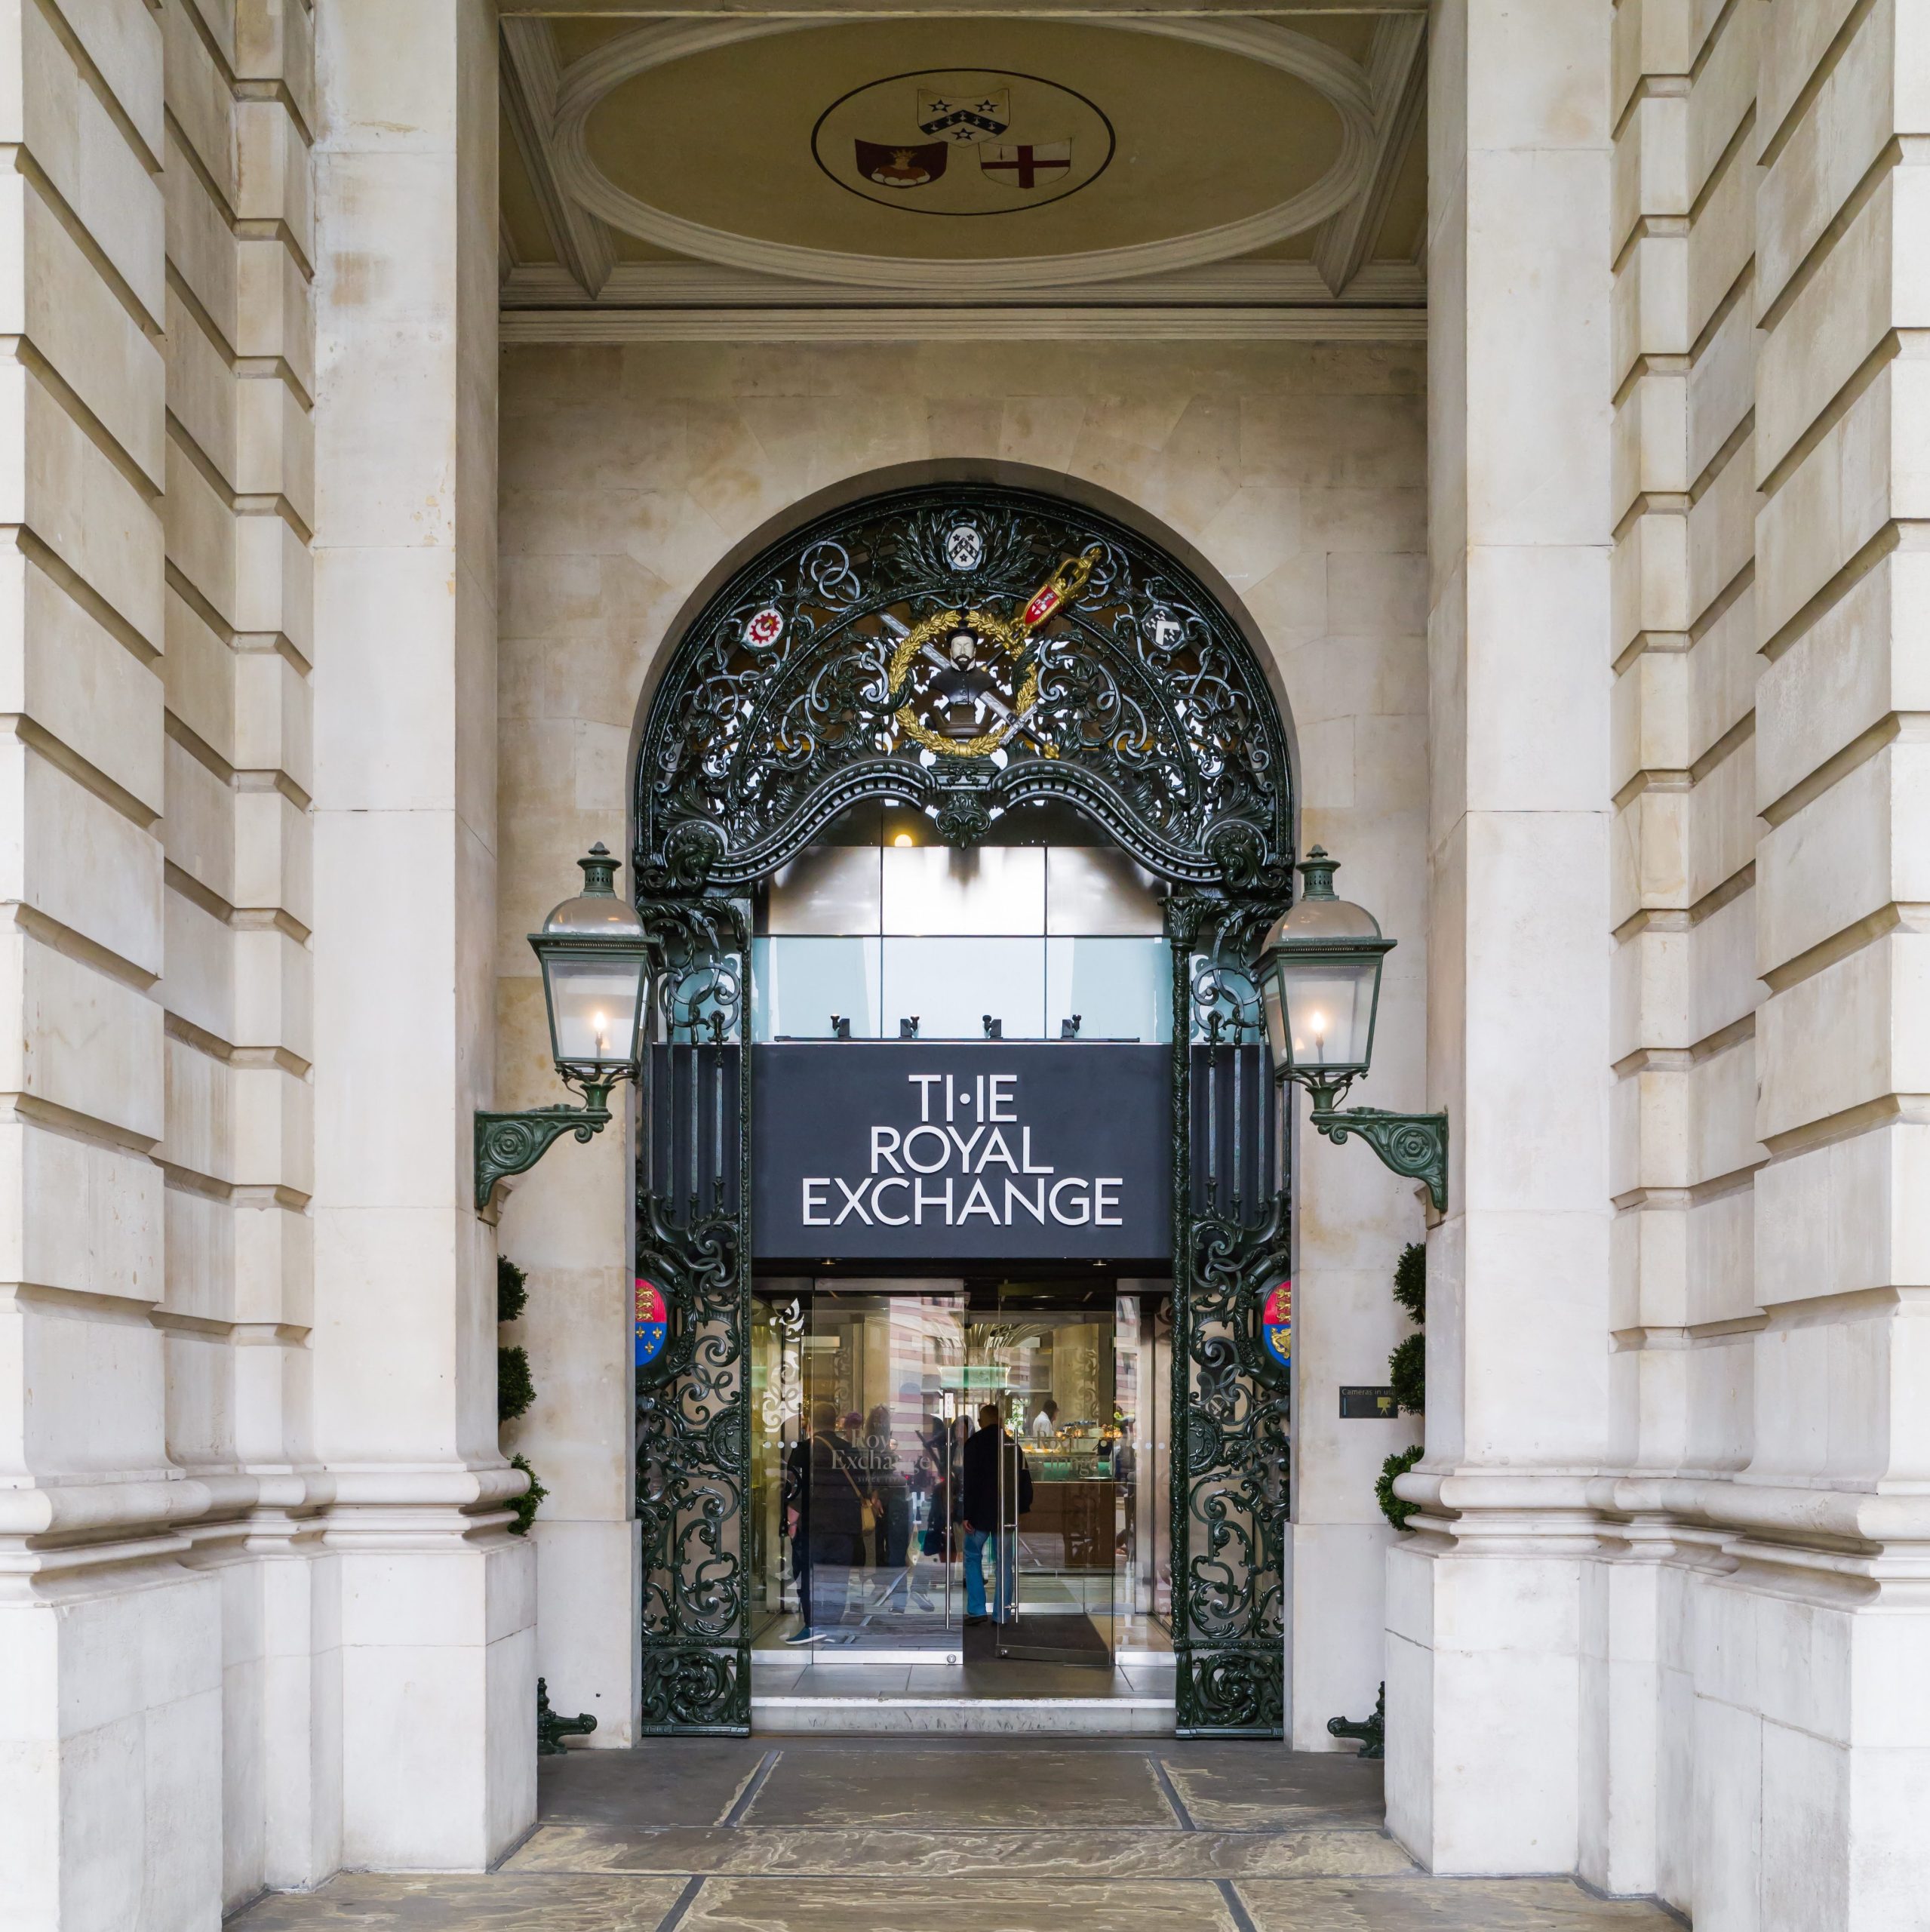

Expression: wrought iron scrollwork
xmin=1312 ymin=1106 xmax=1449 ymax=1214
xmin=635 ymin=485 xmax=1299 ymax=1739
xmin=634 ymin=485 xmax=1292 ymax=894
xmin=1170 ymin=899 xmax=1292 ymax=1738
xmin=475 ymin=1094 xmax=613 ymax=1211
xmin=635 ymin=896 xmax=752 ymax=1732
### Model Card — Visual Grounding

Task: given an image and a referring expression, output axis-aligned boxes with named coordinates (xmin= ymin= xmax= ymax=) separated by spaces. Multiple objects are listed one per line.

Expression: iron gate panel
xmin=632 ymin=484 xmax=1297 ymax=1737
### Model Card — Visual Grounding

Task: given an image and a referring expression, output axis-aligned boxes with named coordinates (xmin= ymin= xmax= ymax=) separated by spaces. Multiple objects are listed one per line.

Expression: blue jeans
xmin=963 ymin=1527 xmax=1015 ymax=1622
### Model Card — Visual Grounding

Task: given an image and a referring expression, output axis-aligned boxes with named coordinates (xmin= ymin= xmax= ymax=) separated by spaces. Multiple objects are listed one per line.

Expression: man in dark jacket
xmin=799 ymin=1398 xmax=866 ymax=1638
xmin=960 ymin=1402 xmax=1032 ymax=1625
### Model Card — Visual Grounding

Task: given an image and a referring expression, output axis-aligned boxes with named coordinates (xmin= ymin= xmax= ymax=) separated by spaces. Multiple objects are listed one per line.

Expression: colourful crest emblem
xmin=635 ymin=1278 xmax=668 ymax=1369
xmin=744 ymin=607 xmax=785 ymax=648
xmin=853 ymin=140 xmax=948 ymax=189
xmin=1262 ymin=1281 xmax=1292 ymax=1370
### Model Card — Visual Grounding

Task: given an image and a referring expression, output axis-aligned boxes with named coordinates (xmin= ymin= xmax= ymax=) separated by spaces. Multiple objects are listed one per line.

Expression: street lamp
xmin=1255 ymin=846 xmax=1448 ymax=1212
xmin=474 ymin=843 xmax=653 ymax=1209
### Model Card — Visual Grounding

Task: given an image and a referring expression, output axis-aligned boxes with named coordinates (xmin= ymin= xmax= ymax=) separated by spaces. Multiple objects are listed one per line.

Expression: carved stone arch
xmin=632 ymin=473 xmax=1298 ymax=1740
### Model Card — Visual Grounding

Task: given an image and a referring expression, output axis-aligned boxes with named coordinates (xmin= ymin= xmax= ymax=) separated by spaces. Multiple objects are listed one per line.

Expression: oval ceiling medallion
xmin=811 ymin=68 xmax=1114 ymax=217
xmin=552 ymin=18 xmax=1377 ymax=294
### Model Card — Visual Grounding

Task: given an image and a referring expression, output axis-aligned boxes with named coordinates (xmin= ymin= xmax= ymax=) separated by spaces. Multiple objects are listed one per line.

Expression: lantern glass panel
xmin=547 ymin=953 xmax=648 ymax=1069
xmin=1274 ymin=956 xmax=1378 ymax=1075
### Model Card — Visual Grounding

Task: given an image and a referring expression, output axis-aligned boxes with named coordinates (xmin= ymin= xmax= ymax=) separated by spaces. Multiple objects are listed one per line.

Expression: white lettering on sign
xmin=800 ymin=1071 xmax=1129 ymax=1230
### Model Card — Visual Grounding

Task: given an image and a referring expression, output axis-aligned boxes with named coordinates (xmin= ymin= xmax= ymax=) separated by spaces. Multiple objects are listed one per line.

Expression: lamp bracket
xmin=475 ymin=1085 xmax=615 ymax=1210
xmin=1310 ymin=1105 xmax=1449 ymax=1214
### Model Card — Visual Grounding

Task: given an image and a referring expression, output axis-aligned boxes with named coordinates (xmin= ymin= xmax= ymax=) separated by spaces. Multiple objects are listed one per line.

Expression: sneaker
xmin=782 ymin=1628 xmax=823 ymax=1647
xmin=965 ymin=1614 xmax=989 ymax=1626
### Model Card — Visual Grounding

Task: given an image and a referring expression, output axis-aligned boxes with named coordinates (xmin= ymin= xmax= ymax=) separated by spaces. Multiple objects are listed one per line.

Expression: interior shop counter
xmin=1020 ymin=1478 xmax=1117 ymax=1571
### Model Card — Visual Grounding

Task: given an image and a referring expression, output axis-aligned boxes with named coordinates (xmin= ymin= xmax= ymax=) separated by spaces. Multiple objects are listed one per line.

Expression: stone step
xmin=750 ymin=1692 xmax=1176 ymax=1734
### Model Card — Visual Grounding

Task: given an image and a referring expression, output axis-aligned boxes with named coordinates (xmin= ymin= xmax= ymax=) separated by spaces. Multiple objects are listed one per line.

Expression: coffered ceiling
xmin=499 ymin=12 xmax=1426 ymax=320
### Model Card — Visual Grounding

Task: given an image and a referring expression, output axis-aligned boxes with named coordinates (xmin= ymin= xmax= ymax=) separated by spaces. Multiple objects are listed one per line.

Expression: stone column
xmin=312 ymin=0 xmax=531 ymax=1870
xmin=1387 ymin=0 xmax=1615 ymax=1873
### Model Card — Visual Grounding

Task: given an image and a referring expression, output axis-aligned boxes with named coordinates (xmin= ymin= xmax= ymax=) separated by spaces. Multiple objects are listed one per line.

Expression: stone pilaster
xmin=312 ymin=0 xmax=531 ymax=1871
xmin=1386 ymin=0 xmax=1615 ymax=1875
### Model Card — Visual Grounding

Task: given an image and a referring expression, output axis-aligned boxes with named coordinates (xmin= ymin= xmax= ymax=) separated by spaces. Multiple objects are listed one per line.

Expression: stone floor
xmin=229 ymin=1738 xmax=1683 ymax=1930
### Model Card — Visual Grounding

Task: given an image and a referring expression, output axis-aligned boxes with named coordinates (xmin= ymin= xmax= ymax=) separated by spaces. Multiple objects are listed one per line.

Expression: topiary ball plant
xmin=1378 ymin=1444 xmax=1423 ymax=1531
xmin=498 ymin=1343 xmax=536 ymax=1425
xmin=497 ymin=1254 xmax=542 ymax=1535
xmin=498 ymin=1254 xmax=529 ymax=1325
xmin=1378 ymin=1241 xmax=1425 ymax=1530
xmin=508 ymin=1453 xmax=547 ymax=1537
xmin=1392 ymin=1241 xmax=1425 ymax=1324
xmin=1389 ymin=1331 xmax=1425 ymax=1416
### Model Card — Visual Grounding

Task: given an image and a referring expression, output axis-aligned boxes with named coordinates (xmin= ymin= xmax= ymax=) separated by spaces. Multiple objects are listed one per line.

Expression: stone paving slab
xmin=229 ymin=1743 xmax=1683 ymax=1932
xmin=226 ymin=1873 xmax=687 ymax=1929
xmin=674 ymin=1875 xmax=1243 ymax=1931
xmin=506 ymin=1822 xmax=1416 ymax=1878
xmin=738 ymin=1743 xmax=1176 ymax=1829
xmin=1161 ymin=1750 xmax=1384 ymax=1829
xmin=1237 ymin=1878 xmax=1680 ymax=1928
xmin=536 ymin=1736 xmax=773 ymax=1830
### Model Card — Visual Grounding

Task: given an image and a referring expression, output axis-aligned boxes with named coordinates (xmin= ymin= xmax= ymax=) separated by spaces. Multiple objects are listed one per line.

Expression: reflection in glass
xmin=1046 ymin=847 xmax=1165 ymax=936
xmin=751 ymin=936 xmax=881 ymax=1040
xmin=882 ymin=937 xmax=1046 ymax=1039
xmin=1046 ymin=937 xmax=1171 ymax=1042
xmin=767 ymin=847 xmax=884 ymax=936
xmin=881 ymin=846 xmax=1046 ymax=936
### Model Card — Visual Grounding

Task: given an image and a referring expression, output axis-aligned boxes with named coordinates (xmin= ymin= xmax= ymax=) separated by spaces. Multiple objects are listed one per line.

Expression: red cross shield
xmin=980 ymin=141 xmax=1072 ymax=191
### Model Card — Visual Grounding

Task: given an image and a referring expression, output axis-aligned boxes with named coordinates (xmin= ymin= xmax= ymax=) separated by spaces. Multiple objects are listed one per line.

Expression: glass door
xmin=778 ymin=1284 xmax=969 ymax=1660
xmin=976 ymin=1282 xmax=1117 ymax=1667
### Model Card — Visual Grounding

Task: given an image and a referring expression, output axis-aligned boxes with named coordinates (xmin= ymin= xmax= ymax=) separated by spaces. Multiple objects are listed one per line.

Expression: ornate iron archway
xmin=632 ymin=481 xmax=1297 ymax=1737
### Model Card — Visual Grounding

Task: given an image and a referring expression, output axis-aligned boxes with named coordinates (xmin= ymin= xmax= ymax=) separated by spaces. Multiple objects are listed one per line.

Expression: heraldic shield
xmin=854 ymin=139 xmax=948 ymax=188
xmin=917 ymin=89 xmax=1010 ymax=142
xmin=980 ymin=140 xmax=1073 ymax=190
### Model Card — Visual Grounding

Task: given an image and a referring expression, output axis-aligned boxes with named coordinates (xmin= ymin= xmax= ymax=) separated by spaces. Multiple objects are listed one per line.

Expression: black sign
xmin=1338 ymin=1386 xmax=1398 ymax=1419
xmin=752 ymin=1042 xmax=1171 ymax=1264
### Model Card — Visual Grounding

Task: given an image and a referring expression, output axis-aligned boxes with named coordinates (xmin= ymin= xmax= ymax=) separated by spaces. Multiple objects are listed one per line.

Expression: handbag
xmin=837 ymin=1447 xmax=877 ymax=1536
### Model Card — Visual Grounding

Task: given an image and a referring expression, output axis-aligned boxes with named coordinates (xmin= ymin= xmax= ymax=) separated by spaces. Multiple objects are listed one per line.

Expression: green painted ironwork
xmin=1310 ymin=1105 xmax=1449 ymax=1213
xmin=536 ymin=1678 xmax=597 ymax=1755
xmin=1327 ymin=1681 xmax=1386 ymax=1759
xmin=632 ymin=481 xmax=1299 ymax=1738
xmin=475 ymin=1088 xmax=613 ymax=1211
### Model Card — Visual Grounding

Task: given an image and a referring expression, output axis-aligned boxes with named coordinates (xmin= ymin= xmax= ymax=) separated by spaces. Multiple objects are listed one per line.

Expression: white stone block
xmin=530 ymin=1517 xmax=639 ymax=1748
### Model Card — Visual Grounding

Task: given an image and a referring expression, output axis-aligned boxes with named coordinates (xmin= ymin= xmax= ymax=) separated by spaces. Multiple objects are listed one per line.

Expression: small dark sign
xmin=752 ymin=1041 xmax=1172 ymax=1264
xmin=1339 ymin=1385 xmax=1398 ymax=1419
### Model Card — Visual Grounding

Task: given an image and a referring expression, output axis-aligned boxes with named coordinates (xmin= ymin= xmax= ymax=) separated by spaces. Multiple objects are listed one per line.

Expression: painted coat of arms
xmin=853 ymin=139 xmax=948 ymax=188
xmin=635 ymin=1278 xmax=668 ymax=1368
xmin=916 ymin=90 xmax=1010 ymax=142
xmin=980 ymin=141 xmax=1074 ymax=191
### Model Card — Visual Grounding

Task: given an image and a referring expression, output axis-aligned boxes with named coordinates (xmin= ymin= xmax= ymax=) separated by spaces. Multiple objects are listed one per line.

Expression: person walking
xmin=960 ymin=1402 xmax=1031 ymax=1626
xmin=787 ymin=1399 xmax=868 ymax=1644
